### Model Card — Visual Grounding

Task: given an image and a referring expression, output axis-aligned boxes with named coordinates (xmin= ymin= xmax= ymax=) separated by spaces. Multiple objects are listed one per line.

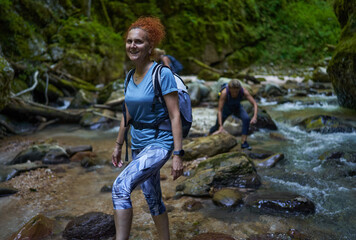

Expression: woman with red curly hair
xmin=111 ymin=17 xmax=184 ymax=240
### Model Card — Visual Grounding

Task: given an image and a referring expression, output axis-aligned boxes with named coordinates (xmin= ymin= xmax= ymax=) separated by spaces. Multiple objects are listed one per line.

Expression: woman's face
xmin=126 ymin=28 xmax=152 ymax=62
xmin=229 ymin=87 xmax=240 ymax=98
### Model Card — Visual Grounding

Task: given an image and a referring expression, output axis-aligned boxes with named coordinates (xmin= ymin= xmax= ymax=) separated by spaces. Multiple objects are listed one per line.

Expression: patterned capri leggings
xmin=112 ymin=145 xmax=172 ymax=216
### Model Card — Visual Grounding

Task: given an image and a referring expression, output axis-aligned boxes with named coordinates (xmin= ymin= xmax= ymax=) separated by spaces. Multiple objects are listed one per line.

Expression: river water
xmin=0 ymin=86 xmax=355 ymax=239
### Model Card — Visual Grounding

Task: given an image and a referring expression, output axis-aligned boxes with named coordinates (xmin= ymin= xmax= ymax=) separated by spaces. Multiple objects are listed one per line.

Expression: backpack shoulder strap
xmin=151 ymin=64 xmax=166 ymax=112
xmin=124 ymin=69 xmax=135 ymax=93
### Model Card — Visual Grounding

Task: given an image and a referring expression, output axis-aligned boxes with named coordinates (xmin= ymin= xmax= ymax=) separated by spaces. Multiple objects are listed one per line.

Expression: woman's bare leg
xmin=114 ymin=208 xmax=133 ymax=240
xmin=152 ymin=211 xmax=170 ymax=240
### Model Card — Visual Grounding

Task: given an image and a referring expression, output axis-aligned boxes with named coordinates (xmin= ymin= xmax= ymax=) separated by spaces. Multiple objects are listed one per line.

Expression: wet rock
xmin=245 ymin=191 xmax=315 ymax=215
xmin=297 ymin=115 xmax=356 ymax=133
xmin=0 ymin=184 xmax=18 ymax=197
xmin=71 ymin=151 xmax=103 ymax=168
xmin=257 ymin=83 xmax=287 ymax=98
xmin=182 ymin=200 xmax=203 ymax=211
xmin=248 ymin=229 xmax=309 ymax=240
xmin=198 ymin=69 xmax=221 ymax=81
xmin=42 ymin=146 xmax=70 ymax=164
xmin=318 ymin=151 xmax=356 ymax=178
xmin=183 ymin=133 xmax=237 ymax=161
xmin=100 ymin=184 xmax=112 ymax=193
xmin=0 ymin=167 xmax=17 ymax=182
xmin=269 ymin=132 xmax=290 ymax=141
xmin=80 ymin=111 xmax=116 ymax=130
xmin=242 ymin=103 xmax=278 ymax=131
xmin=257 ymin=153 xmax=284 ymax=168
xmin=212 ymin=188 xmax=243 ymax=207
xmin=192 ymin=232 xmax=235 ymax=240
xmin=176 ymin=152 xmax=261 ymax=197
xmin=188 ymin=82 xmax=202 ymax=106
xmin=65 ymin=145 xmax=93 ymax=157
xmin=9 ymin=144 xmax=52 ymax=165
xmin=312 ymin=66 xmax=330 ymax=82
xmin=0 ymin=162 xmax=47 ymax=182
xmin=69 ymin=89 xmax=97 ymax=109
xmin=9 ymin=214 xmax=54 ymax=240
xmin=247 ymin=151 xmax=273 ymax=160
xmin=62 ymin=212 xmax=115 ymax=240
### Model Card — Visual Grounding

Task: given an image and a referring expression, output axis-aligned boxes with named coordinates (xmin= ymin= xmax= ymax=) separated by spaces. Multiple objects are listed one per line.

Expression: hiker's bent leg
xmin=237 ymin=106 xmax=250 ymax=142
xmin=152 ymin=211 xmax=170 ymax=240
xmin=114 ymin=209 xmax=132 ymax=240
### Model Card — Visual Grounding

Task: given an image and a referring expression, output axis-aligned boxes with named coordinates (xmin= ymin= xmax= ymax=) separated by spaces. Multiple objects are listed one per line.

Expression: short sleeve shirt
xmin=125 ymin=62 xmax=177 ymax=150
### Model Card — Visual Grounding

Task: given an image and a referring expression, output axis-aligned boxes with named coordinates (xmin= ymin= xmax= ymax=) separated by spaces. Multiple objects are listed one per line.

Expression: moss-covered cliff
xmin=327 ymin=0 xmax=356 ymax=110
xmin=0 ymin=0 xmax=340 ymax=109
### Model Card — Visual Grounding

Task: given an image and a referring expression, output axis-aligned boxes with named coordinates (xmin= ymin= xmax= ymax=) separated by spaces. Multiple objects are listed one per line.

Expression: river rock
xmin=327 ymin=0 xmax=356 ymax=110
xmin=187 ymin=82 xmax=202 ymax=106
xmin=242 ymin=102 xmax=278 ymax=131
xmin=69 ymin=89 xmax=97 ymax=109
xmin=198 ymin=69 xmax=221 ymax=81
xmin=245 ymin=191 xmax=315 ymax=215
xmin=42 ymin=146 xmax=70 ymax=164
xmin=0 ymin=184 xmax=18 ymax=197
xmin=297 ymin=115 xmax=355 ymax=133
xmin=79 ymin=111 xmax=116 ymax=130
xmin=176 ymin=152 xmax=261 ymax=197
xmin=192 ymin=232 xmax=235 ymax=240
xmin=9 ymin=214 xmax=54 ymax=240
xmin=312 ymin=66 xmax=330 ymax=82
xmin=183 ymin=133 xmax=237 ymax=161
xmin=182 ymin=200 xmax=203 ymax=211
xmin=257 ymin=153 xmax=284 ymax=168
xmin=257 ymin=83 xmax=287 ymax=99
xmin=9 ymin=144 xmax=52 ymax=165
xmin=248 ymin=229 xmax=309 ymax=240
xmin=1 ymin=162 xmax=48 ymax=182
xmin=62 ymin=212 xmax=115 ymax=240
xmin=212 ymin=188 xmax=243 ymax=207
xmin=318 ymin=151 xmax=356 ymax=178
xmin=65 ymin=145 xmax=93 ymax=157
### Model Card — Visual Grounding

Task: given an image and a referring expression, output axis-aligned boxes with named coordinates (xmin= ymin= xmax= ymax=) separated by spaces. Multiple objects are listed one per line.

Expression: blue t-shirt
xmin=125 ymin=62 xmax=177 ymax=150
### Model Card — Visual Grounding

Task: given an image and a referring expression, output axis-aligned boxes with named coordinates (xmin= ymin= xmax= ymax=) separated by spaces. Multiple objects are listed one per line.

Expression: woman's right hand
xmin=112 ymin=146 xmax=123 ymax=168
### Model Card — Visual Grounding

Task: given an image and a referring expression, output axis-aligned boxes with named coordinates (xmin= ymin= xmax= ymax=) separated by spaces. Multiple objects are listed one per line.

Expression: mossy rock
xmin=197 ymin=69 xmax=221 ymax=81
xmin=327 ymin=0 xmax=356 ymax=110
xmin=0 ymin=53 xmax=14 ymax=109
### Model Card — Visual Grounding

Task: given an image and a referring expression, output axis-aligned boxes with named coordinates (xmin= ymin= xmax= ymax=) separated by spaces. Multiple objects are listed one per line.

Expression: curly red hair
xmin=126 ymin=16 xmax=165 ymax=48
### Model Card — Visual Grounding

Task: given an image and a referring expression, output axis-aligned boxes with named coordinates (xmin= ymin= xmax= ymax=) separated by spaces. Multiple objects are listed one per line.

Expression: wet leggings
xmin=112 ymin=145 xmax=172 ymax=216
xmin=209 ymin=105 xmax=250 ymax=135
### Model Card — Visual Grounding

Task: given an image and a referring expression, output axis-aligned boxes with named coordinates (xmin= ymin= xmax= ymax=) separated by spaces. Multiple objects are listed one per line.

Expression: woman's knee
xmin=112 ymin=178 xmax=132 ymax=210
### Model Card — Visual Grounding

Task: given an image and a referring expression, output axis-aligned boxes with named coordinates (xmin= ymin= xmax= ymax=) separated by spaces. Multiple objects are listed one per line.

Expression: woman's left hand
xmin=171 ymin=155 xmax=184 ymax=180
xmin=250 ymin=116 xmax=257 ymax=124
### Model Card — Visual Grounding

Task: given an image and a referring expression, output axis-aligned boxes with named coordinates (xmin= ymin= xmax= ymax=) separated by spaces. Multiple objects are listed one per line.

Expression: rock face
xmin=327 ymin=0 xmax=356 ymax=110
xmin=0 ymin=49 xmax=14 ymax=109
xmin=176 ymin=152 xmax=261 ymax=197
xmin=62 ymin=212 xmax=115 ymax=240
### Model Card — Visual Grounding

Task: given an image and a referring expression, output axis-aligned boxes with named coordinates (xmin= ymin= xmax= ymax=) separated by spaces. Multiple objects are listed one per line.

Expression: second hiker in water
xmin=209 ymin=79 xmax=258 ymax=150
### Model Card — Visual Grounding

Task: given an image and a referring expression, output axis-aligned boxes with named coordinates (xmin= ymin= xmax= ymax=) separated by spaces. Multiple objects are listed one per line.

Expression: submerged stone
xmin=212 ymin=188 xmax=243 ymax=207
xmin=192 ymin=232 xmax=235 ymax=240
xmin=245 ymin=191 xmax=315 ymax=215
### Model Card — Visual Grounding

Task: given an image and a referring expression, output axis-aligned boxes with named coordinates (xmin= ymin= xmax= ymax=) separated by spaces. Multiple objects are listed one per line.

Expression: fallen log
xmin=4 ymin=98 xmax=82 ymax=123
xmin=188 ymin=57 xmax=259 ymax=83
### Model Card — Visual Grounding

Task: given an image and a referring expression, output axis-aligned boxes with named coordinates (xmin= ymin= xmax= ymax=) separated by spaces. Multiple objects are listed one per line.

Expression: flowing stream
xmin=0 ymin=88 xmax=355 ymax=239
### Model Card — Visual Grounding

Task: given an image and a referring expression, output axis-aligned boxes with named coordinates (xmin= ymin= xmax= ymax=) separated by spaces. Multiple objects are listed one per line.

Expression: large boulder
xmin=183 ymin=133 xmax=238 ymax=161
xmin=327 ymin=0 xmax=356 ymax=110
xmin=176 ymin=152 xmax=261 ymax=197
xmin=62 ymin=212 xmax=115 ymax=240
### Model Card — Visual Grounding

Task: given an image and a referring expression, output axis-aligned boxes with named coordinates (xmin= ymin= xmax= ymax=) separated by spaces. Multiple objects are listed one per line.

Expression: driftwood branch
xmin=13 ymin=71 xmax=39 ymax=97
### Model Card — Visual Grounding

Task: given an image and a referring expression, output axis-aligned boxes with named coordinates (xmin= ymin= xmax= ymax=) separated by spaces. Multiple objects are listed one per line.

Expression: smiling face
xmin=126 ymin=28 xmax=152 ymax=63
